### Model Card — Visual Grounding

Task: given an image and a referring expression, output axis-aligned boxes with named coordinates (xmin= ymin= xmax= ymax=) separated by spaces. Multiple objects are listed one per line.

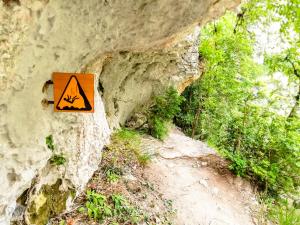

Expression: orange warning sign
xmin=53 ymin=72 xmax=94 ymax=112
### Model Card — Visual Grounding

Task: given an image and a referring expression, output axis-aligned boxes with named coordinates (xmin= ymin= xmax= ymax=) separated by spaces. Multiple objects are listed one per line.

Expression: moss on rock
xmin=26 ymin=179 xmax=73 ymax=225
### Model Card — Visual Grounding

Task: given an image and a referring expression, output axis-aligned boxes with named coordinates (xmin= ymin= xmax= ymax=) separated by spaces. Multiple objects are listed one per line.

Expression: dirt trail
xmin=142 ymin=127 xmax=258 ymax=225
xmin=51 ymin=128 xmax=259 ymax=225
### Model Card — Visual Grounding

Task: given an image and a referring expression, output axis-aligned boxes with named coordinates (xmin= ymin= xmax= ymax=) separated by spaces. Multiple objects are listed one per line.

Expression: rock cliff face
xmin=0 ymin=0 xmax=240 ymax=224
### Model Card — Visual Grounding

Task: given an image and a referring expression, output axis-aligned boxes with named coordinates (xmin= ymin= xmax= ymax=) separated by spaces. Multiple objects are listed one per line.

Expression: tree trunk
xmin=286 ymin=56 xmax=299 ymax=119
xmin=288 ymin=84 xmax=300 ymax=119
xmin=191 ymin=104 xmax=202 ymax=139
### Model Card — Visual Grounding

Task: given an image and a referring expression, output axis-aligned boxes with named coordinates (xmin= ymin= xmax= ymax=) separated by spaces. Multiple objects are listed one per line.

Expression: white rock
xmin=0 ymin=0 xmax=240 ymax=223
xmin=123 ymin=174 xmax=137 ymax=181
xmin=212 ymin=187 xmax=219 ymax=196
xmin=199 ymin=179 xmax=209 ymax=188
xmin=201 ymin=161 xmax=208 ymax=166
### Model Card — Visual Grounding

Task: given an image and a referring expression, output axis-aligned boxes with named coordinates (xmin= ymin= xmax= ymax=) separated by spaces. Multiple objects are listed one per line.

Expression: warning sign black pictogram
xmin=53 ymin=73 xmax=94 ymax=113
xmin=56 ymin=76 xmax=92 ymax=111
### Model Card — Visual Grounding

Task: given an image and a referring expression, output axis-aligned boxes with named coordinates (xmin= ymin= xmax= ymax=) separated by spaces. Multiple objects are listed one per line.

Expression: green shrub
xmin=224 ymin=151 xmax=248 ymax=177
xmin=268 ymin=200 xmax=300 ymax=225
xmin=136 ymin=152 xmax=151 ymax=166
xmin=79 ymin=190 xmax=142 ymax=224
xmin=148 ymin=117 xmax=168 ymax=140
xmin=275 ymin=207 xmax=300 ymax=225
xmin=105 ymin=167 xmax=121 ymax=183
xmin=114 ymin=129 xmax=140 ymax=144
xmin=175 ymin=12 xmax=300 ymax=198
xmin=174 ymin=2 xmax=300 ymax=223
xmin=103 ymin=128 xmax=150 ymax=171
xmin=111 ymin=194 xmax=141 ymax=223
xmin=148 ymin=87 xmax=184 ymax=139
xmin=80 ymin=190 xmax=112 ymax=222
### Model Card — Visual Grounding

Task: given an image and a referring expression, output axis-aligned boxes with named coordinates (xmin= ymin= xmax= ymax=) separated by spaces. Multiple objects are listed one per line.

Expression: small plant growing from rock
xmin=104 ymin=128 xmax=151 ymax=169
xmin=105 ymin=167 xmax=121 ymax=183
xmin=46 ymin=135 xmax=67 ymax=166
xmin=46 ymin=135 xmax=55 ymax=151
xmin=136 ymin=152 xmax=151 ymax=166
xmin=50 ymin=154 xmax=67 ymax=166
xmin=79 ymin=190 xmax=142 ymax=224
xmin=80 ymin=190 xmax=112 ymax=221
xmin=111 ymin=194 xmax=141 ymax=223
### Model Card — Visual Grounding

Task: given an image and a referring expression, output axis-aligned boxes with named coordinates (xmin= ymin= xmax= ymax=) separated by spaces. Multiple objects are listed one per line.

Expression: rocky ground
xmin=142 ymin=128 xmax=258 ymax=225
xmin=49 ymin=127 xmax=259 ymax=225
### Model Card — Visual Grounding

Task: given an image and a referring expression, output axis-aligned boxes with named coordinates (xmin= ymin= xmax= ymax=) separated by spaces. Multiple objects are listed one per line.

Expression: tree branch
xmin=285 ymin=54 xmax=300 ymax=79
xmin=233 ymin=9 xmax=246 ymax=34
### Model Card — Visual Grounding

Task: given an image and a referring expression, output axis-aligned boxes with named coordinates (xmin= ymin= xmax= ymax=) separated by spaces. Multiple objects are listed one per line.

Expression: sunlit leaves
xmin=175 ymin=4 xmax=300 ymax=199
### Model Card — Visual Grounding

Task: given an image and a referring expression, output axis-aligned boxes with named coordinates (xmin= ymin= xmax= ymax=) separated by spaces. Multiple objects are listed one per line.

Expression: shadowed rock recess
xmin=0 ymin=0 xmax=240 ymax=224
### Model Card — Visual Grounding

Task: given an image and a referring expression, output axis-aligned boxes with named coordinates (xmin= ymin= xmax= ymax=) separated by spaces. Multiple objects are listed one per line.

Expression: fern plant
xmin=79 ymin=190 xmax=142 ymax=224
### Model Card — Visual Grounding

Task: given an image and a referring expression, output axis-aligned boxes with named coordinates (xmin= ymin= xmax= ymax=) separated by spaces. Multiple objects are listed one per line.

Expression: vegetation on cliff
xmin=148 ymin=87 xmax=185 ymax=140
xmin=173 ymin=0 xmax=299 ymax=223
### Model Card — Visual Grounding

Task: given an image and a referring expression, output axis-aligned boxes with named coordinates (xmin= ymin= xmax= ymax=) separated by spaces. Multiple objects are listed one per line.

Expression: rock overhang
xmin=0 ymin=0 xmax=240 ymax=224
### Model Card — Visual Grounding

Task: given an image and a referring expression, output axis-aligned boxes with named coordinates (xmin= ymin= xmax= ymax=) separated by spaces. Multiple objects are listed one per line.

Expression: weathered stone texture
xmin=85 ymin=26 xmax=201 ymax=128
xmin=0 ymin=0 xmax=240 ymax=224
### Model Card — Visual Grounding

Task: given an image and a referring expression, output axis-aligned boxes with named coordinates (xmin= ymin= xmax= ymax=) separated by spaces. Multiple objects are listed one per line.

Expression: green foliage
xmin=111 ymin=194 xmax=141 ymax=223
xmin=79 ymin=190 xmax=142 ymax=224
xmin=265 ymin=199 xmax=300 ymax=225
xmin=105 ymin=167 xmax=121 ymax=183
xmin=114 ymin=129 xmax=151 ymax=165
xmin=272 ymin=205 xmax=300 ymax=225
xmin=50 ymin=154 xmax=66 ymax=166
xmin=114 ymin=129 xmax=141 ymax=147
xmin=175 ymin=10 xmax=300 ymax=199
xmin=103 ymin=128 xmax=151 ymax=174
xmin=136 ymin=152 xmax=151 ymax=166
xmin=81 ymin=190 xmax=112 ymax=221
xmin=224 ymin=151 xmax=248 ymax=177
xmin=242 ymin=0 xmax=300 ymax=37
xmin=109 ymin=222 xmax=119 ymax=225
xmin=265 ymin=48 xmax=300 ymax=119
xmin=46 ymin=135 xmax=67 ymax=166
xmin=148 ymin=117 xmax=169 ymax=140
xmin=46 ymin=135 xmax=54 ymax=151
xmin=116 ymin=129 xmax=152 ymax=165
xmin=58 ymin=220 xmax=66 ymax=225
xmin=148 ymin=87 xmax=185 ymax=139
xmin=151 ymin=87 xmax=185 ymax=121
xmin=177 ymin=0 xmax=300 ymax=223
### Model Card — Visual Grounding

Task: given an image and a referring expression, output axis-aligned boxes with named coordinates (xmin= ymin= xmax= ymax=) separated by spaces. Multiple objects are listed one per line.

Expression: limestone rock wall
xmin=85 ymin=26 xmax=202 ymax=128
xmin=0 ymin=0 xmax=240 ymax=224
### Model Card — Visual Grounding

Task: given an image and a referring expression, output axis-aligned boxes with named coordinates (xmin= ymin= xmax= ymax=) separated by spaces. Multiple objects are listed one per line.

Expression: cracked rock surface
xmin=0 ymin=0 xmax=240 ymax=224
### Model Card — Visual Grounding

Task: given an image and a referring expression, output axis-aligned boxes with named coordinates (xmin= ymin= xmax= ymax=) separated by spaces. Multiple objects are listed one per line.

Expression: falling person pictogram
xmin=56 ymin=75 xmax=92 ymax=111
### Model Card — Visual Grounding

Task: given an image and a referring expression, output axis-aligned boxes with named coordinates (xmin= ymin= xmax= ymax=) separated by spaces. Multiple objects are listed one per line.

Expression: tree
xmin=243 ymin=0 xmax=300 ymax=120
xmin=265 ymin=48 xmax=300 ymax=119
xmin=175 ymin=1 xmax=300 ymax=198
